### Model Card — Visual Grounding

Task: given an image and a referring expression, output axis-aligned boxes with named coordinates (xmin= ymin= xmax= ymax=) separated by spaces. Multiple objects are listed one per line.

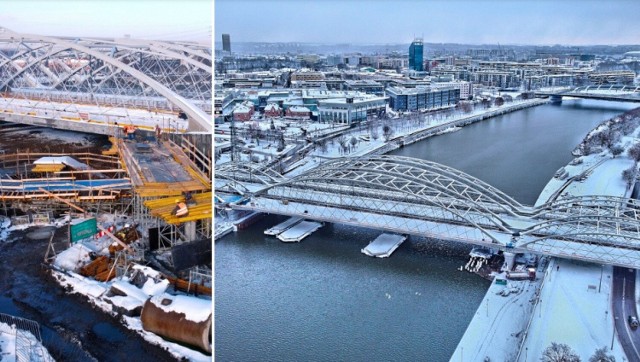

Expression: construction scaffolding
xmin=115 ymin=134 xmax=212 ymax=254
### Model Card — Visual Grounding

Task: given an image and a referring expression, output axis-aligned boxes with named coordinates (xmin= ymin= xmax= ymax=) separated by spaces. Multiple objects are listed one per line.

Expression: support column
xmin=184 ymin=221 xmax=196 ymax=242
xmin=504 ymin=252 xmax=516 ymax=272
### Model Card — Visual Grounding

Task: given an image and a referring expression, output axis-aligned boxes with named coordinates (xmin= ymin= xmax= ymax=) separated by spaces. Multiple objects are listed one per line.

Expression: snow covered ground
xmin=451 ymin=266 xmax=545 ymax=362
xmin=516 ymin=258 xmax=626 ymax=361
xmin=0 ymin=215 xmax=211 ymax=361
xmin=457 ymin=106 xmax=640 ymax=361
xmin=0 ymin=321 xmax=54 ymax=362
xmin=215 ymin=99 xmax=546 ymax=174
xmin=52 ymin=269 xmax=211 ymax=362
xmin=536 ymin=153 xmax=634 ymax=206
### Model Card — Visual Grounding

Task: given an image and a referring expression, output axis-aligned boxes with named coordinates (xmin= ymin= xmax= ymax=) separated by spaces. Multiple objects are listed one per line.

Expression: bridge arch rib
xmin=249 ymin=155 xmax=528 ymax=244
xmin=0 ymin=28 xmax=211 ymax=132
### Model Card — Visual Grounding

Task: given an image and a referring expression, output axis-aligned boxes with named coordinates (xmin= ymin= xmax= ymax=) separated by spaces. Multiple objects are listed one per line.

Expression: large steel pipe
xmin=141 ymin=294 xmax=212 ymax=354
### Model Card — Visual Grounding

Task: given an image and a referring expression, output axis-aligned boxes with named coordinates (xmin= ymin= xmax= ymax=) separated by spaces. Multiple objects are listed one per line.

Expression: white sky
xmin=1 ymin=0 xmax=211 ymax=43
xmin=215 ymin=0 xmax=640 ymax=45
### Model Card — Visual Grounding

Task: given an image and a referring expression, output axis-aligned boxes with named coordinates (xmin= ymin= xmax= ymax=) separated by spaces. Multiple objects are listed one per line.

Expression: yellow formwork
xmin=144 ymin=192 xmax=211 ymax=211
xmin=144 ymin=192 xmax=212 ymax=225
xmin=102 ymin=137 xmax=119 ymax=156
xmin=32 ymin=164 xmax=66 ymax=173
xmin=135 ymin=181 xmax=208 ymax=197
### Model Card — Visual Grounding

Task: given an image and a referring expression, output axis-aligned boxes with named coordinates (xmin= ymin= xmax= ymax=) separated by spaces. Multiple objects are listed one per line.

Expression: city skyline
xmin=215 ymin=0 xmax=640 ymax=46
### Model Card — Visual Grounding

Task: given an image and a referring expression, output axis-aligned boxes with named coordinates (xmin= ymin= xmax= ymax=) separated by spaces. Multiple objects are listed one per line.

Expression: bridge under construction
xmin=0 ymin=27 xmax=212 ymax=270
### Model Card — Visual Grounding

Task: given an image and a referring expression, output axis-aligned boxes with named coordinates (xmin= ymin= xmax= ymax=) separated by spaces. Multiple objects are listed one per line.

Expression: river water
xmin=215 ymin=99 xmax=637 ymax=361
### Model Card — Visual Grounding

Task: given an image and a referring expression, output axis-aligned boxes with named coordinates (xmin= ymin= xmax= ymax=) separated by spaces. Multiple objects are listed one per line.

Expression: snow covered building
xmin=430 ymin=80 xmax=473 ymax=100
xmin=344 ymin=80 xmax=385 ymax=96
xmin=232 ymin=101 xmax=254 ymax=121
xmin=317 ymin=95 xmax=388 ymax=125
xmin=285 ymin=105 xmax=311 ymax=119
xmin=386 ymin=86 xmax=460 ymax=112
xmin=291 ymin=70 xmax=325 ymax=81
xmin=264 ymin=103 xmax=282 ymax=118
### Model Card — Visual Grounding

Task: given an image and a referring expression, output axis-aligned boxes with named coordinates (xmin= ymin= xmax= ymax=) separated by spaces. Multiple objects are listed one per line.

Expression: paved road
xmin=612 ymin=267 xmax=640 ymax=362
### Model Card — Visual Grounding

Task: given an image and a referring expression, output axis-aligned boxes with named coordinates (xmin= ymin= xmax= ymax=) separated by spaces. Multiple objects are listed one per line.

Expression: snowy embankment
xmin=515 ymin=106 xmax=640 ymax=360
xmin=451 ymin=263 xmax=545 ymax=362
xmin=457 ymin=105 xmax=640 ymax=361
xmin=52 ymin=266 xmax=211 ymax=362
xmin=283 ymin=99 xmax=547 ymax=177
xmin=516 ymin=259 xmax=626 ymax=361
xmin=0 ymin=213 xmax=211 ymax=361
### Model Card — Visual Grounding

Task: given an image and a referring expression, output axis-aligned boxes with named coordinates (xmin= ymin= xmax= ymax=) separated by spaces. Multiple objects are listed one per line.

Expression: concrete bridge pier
xmin=550 ymin=95 xmax=563 ymax=103
xmin=504 ymin=252 xmax=516 ymax=271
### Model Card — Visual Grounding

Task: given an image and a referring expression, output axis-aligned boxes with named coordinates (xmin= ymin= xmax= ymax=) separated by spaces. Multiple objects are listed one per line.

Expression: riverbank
xmin=0 ymin=224 xmax=178 ymax=361
xmin=285 ymin=98 xmax=548 ymax=177
xmin=454 ymin=102 xmax=640 ymax=361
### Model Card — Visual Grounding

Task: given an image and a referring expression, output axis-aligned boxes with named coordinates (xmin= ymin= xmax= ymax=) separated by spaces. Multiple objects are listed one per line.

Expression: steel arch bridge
xmin=0 ymin=27 xmax=211 ymax=132
xmin=227 ymin=155 xmax=640 ymax=268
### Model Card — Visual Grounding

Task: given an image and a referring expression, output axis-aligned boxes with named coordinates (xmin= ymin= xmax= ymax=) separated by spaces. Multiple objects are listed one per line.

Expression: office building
xmin=222 ymin=34 xmax=231 ymax=52
xmin=386 ymin=86 xmax=459 ymax=112
xmin=318 ymin=95 xmax=388 ymax=125
xmin=409 ymin=38 xmax=424 ymax=72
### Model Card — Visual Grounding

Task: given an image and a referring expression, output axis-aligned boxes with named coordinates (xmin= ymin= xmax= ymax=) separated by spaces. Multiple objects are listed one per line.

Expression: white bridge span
xmin=219 ymin=155 xmax=640 ymax=268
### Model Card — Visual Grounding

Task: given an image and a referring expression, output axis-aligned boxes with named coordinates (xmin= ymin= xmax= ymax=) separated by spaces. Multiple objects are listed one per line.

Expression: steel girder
xmin=0 ymin=28 xmax=211 ymax=132
xmin=233 ymin=155 xmax=640 ymax=266
xmin=216 ymin=162 xmax=285 ymax=185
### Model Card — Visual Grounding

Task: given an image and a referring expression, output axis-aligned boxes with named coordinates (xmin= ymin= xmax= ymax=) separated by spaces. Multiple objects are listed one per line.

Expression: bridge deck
xmin=117 ymin=138 xmax=209 ymax=197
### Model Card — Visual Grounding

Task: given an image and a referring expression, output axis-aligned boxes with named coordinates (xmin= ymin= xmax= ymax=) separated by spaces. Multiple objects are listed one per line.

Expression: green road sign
xmin=70 ymin=218 xmax=97 ymax=243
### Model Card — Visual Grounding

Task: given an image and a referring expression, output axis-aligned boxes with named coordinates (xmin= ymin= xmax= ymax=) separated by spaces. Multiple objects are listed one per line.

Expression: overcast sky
xmin=215 ymin=0 xmax=640 ymax=45
xmin=1 ymin=0 xmax=211 ymax=43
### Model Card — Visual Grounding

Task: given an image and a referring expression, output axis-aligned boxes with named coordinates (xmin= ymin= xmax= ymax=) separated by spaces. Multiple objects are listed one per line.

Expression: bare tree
xmin=382 ymin=124 xmax=394 ymax=142
xmin=629 ymin=142 xmax=640 ymax=163
xmin=458 ymin=101 xmax=473 ymax=113
xmin=541 ymin=342 xmax=581 ymax=362
xmin=589 ymin=346 xmax=615 ymax=362
xmin=610 ymin=145 xmax=624 ymax=158
xmin=336 ymin=135 xmax=347 ymax=150
xmin=494 ymin=96 xmax=504 ymax=107
xmin=622 ymin=166 xmax=636 ymax=188
xmin=370 ymin=126 xmax=380 ymax=141
xmin=350 ymin=136 xmax=358 ymax=150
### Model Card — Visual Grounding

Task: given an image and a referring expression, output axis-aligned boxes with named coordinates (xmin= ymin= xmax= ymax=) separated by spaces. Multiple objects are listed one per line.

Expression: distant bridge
xmin=536 ymin=85 xmax=640 ymax=103
xmin=219 ymin=155 xmax=640 ymax=268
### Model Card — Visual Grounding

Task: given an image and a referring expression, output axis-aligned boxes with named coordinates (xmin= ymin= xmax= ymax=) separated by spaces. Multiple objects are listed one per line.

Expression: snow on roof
xmin=288 ymin=106 xmax=310 ymax=113
xmin=264 ymin=103 xmax=281 ymax=111
xmin=149 ymin=294 xmax=211 ymax=323
xmin=233 ymin=104 xmax=252 ymax=114
xmin=33 ymin=156 xmax=91 ymax=170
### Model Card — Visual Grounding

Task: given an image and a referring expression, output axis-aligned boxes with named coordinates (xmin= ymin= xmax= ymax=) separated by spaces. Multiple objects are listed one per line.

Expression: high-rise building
xmin=222 ymin=34 xmax=231 ymax=52
xmin=409 ymin=38 xmax=424 ymax=71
